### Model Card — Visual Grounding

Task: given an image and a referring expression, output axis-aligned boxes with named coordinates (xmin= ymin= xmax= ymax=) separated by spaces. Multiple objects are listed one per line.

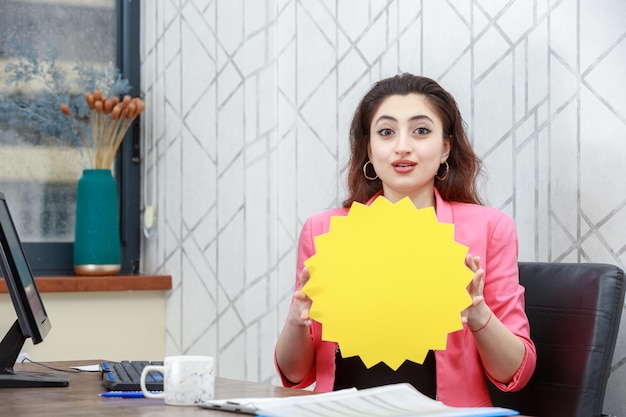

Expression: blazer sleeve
xmin=482 ymin=213 xmax=537 ymax=392
xmin=275 ymin=216 xmax=319 ymax=389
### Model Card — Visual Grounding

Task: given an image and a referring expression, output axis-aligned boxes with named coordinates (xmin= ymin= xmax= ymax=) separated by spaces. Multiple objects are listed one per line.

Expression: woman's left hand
xmin=461 ymin=254 xmax=491 ymax=330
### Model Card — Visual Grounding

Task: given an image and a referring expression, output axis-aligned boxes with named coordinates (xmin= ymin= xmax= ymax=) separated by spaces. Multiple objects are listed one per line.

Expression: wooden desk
xmin=2 ymin=361 xmax=531 ymax=417
xmin=1 ymin=360 xmax=313 ymax=416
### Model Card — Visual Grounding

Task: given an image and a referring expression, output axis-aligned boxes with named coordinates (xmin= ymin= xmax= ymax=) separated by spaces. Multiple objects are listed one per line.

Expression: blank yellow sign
xmin=303 ymin=196 xmax=473 ymax=370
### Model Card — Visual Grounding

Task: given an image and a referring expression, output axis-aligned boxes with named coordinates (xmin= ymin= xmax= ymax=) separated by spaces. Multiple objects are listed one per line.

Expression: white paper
xmin=200 ymin=384 xmax=519 ymax=417
xmin=70 ymin=364 xmax=101 ymax=372
xmin=200 ymin=388 xmax=357 ymax=414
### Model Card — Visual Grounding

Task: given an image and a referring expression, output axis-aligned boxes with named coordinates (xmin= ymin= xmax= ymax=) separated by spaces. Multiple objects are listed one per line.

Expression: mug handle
xmin=140 ymin=365 xmax=165 ymax=399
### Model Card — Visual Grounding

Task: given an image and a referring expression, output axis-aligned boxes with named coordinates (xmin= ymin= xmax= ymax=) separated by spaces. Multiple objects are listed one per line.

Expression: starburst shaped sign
xmin=303 ymin=196 xmax=473 ymax=370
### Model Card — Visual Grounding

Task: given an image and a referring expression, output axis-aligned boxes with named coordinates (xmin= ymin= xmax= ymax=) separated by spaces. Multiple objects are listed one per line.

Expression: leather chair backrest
xmin=489 ymin=262 xmax=625 ymax=417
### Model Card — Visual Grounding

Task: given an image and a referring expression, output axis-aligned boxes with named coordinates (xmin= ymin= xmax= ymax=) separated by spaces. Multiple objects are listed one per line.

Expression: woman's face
xmin=368 ymin=93 xmax=450 ymax=207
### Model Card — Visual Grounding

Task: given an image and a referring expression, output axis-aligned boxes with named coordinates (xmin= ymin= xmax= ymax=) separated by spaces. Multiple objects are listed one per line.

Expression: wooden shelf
xmin=0 ymin=274 xmax=172 ymax=293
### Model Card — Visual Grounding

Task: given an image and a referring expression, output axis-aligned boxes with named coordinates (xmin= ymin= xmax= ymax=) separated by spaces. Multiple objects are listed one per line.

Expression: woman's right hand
xmin=290 ymin=267 xmax=313 ymax=327
xmin=275 ymin=266 xmax=316 ymax=384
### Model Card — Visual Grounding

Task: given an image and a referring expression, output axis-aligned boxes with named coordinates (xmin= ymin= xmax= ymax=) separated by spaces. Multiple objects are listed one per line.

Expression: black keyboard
xmin=100 ymin=360 xmax=164 ymax=391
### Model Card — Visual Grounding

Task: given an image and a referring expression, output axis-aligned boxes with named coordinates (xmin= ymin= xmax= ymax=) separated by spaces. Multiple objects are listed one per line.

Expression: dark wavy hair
xmin=342 ymin=73 xmax=483 ymax=207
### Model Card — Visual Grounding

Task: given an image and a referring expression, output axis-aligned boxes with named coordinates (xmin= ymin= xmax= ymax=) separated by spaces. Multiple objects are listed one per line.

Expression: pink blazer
xmin=275 ymin=189 xmax=537 ymax=407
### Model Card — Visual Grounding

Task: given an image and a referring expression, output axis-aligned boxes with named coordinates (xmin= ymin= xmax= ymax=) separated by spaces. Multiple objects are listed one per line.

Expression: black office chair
xmin=488 ymin=262 xmax=625 ymax=417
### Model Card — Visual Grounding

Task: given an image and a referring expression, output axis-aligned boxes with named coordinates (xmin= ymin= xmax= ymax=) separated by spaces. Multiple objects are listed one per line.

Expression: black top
xmin=333 ymin=346 xmax=437 ymax=399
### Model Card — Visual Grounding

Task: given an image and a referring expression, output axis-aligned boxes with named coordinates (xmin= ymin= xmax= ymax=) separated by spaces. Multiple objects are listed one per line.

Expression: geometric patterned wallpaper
xmin=140 ymin=0 xmax=626 ymax=414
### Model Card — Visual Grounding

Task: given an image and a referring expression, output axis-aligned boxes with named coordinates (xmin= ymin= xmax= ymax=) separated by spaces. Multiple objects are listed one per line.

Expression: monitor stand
xmin=0 ymin=371 xmax=70 ymax=388
xmin=0 ymin=321 xmax=69 ymax=388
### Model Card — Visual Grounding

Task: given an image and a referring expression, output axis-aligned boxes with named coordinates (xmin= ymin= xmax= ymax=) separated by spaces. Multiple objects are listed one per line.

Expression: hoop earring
xmin=363 ymin=160 xmax=378 ymax=181
xmin=435 ymin=161 xmax=449 ymax=181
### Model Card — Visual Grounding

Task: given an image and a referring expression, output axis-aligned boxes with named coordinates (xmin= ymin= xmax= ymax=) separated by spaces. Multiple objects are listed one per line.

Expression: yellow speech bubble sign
xmin=303 ymin=196 xmax=473 ymax=370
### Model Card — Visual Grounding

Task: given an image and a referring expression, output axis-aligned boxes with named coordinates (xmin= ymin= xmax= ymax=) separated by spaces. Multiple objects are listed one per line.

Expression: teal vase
xmin=73 ymin=169 xmax=121 ymax=275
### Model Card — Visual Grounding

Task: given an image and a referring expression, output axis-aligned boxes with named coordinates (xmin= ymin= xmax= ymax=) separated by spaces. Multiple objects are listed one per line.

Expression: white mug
xmin=140 ymin=355 xmax=215 ymax=406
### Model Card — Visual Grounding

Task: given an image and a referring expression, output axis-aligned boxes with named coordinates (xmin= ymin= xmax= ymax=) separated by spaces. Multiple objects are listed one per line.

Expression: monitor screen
xmin=0 ymin=195 xmax=50 ymax=344
xmin=0 ymin=192 xmax=69 ymax=387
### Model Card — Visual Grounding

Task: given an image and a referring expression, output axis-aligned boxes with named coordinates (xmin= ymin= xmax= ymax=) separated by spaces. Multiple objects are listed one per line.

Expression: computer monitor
xmin=0 ymin=192 xmax=69 ymax=387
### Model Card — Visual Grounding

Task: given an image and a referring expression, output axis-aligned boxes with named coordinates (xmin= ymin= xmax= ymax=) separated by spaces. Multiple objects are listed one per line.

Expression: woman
xmin=274 ymin=74 xmax=536 ymax=407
